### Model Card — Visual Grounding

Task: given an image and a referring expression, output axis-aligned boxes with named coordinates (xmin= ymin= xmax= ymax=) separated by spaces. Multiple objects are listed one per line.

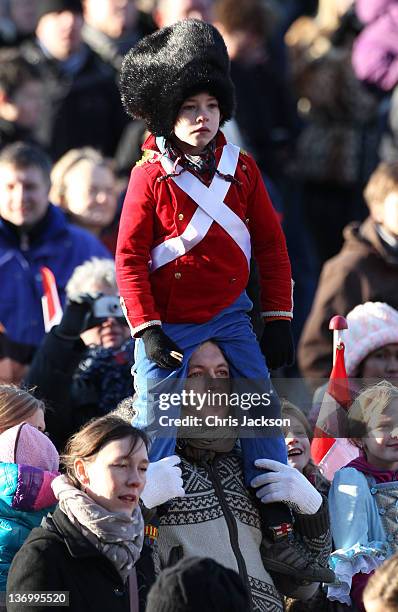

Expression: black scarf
xmin=159 ymin=138 xmax=240 ymax=186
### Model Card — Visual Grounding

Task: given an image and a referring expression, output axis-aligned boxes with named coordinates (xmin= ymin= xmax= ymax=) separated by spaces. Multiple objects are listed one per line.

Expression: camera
xmin=92 ymin=296 xmax=123 ymax=319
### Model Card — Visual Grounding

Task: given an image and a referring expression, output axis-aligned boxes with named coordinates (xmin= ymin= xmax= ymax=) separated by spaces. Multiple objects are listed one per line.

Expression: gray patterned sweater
xmin=154 ymin=450 xmax=332 ymax=612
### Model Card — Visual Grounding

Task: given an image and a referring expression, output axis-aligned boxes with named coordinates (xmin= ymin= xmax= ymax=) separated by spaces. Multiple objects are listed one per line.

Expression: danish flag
xmin=311 ymin=317 xmax=358 ymax=480
xmin=40 ymin=267 xmax=63 ymax=332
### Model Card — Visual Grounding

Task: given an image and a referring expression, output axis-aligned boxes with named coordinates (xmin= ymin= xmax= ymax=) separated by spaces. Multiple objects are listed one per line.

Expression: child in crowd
xmin=282 ymin=400 xmax=336 ymax=612
xmin=328 ymin=381 xmax=398 ymax=611
xmin=115 ymin=19 xmax=333 ymax=582
xmin=363 ymin=554 xmax=398 ymax=612
xmin=282 ymin=400 xmax=330 ymax=496
xmin=0 ymin=421 xmax=59 ymax=592
xmin=0 ymin=48 xmax=43 ymax=150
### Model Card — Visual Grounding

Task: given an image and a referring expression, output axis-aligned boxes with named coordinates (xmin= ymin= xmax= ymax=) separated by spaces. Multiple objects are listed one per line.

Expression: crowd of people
xmin=1 ymin=0 xmax=398 ymax=611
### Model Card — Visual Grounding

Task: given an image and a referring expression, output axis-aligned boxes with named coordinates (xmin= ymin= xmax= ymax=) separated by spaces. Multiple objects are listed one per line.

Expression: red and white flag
xmin=311 ymin=343 xmax=358 ymax=480
xmin=41 ymin=267 xmax=63 ymax=332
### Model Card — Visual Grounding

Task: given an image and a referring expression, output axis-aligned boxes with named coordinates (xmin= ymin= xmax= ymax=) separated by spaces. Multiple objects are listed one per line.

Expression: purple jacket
xmin=352 ymin=3 xmax=398 ymax=91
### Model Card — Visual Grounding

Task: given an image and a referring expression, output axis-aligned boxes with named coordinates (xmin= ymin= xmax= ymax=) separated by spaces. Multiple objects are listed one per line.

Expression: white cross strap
xmin=150 ymin=139 xmax=251 ymax=272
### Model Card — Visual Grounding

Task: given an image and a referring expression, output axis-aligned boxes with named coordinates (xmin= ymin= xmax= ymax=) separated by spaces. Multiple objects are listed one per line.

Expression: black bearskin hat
xmin=119 ymin=19 xmax=235 ymax=137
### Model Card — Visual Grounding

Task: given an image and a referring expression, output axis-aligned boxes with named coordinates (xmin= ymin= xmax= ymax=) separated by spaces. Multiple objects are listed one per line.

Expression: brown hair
xmin=363 ymin=553 xmax=398 ymax=611
xmin=61 ymin=415 xmax=149 ymax=489
xmin=364 ymin=161 xmax=398 ymax=217
xmin=0 ymin=385 xmax=45 ymax=433
xmin=213 ymin=0 xmax=274 ymax=39
xmin=281 ymin=400 xmax=330 ymax=487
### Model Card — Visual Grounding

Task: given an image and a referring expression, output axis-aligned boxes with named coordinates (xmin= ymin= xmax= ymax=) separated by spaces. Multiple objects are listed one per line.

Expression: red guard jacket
xmin=116 ymin=132 xmax=293 ymax=336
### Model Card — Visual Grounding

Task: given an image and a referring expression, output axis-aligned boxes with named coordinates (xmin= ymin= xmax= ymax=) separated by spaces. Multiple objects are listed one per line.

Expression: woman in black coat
xmin=6 ymin=415 xmax=150 ymax=612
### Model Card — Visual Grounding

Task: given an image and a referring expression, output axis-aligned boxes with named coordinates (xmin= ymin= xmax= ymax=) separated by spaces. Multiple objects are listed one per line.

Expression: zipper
xmin=20 ymin=232 xmax=29 ymax=251
xmin=206 ymin=458 xmax=254 ymax=612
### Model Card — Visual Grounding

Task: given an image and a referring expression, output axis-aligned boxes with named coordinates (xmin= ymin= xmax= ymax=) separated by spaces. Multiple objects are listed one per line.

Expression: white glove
xmin=140 ymin=455 xmax=185 ymax=509
xmin=250 ymin=458 xmax=322 ymax=515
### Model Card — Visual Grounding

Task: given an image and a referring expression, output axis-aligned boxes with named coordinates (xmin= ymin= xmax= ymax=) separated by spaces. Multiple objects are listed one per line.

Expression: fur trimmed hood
xmin=119 ymin=19 xmax=235 ymax=136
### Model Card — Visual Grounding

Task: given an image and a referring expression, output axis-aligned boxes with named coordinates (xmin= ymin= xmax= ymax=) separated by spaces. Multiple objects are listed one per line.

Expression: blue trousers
xmin=133 ymin=293 xmax=288 ymax=486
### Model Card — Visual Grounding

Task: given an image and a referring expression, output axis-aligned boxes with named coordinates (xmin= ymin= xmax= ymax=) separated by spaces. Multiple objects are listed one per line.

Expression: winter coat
xmin=6 ymin=506 xmax=140 ymax=612
xmin=0 ymin=462 xmax=56 ymax=591
xmin=0 ymin=204 xmax=110 ymax=347
xmin=153 ymin=449 xmax=332 ymax=612
xmin=24 ymin=330 xmax=134 ymax=450
xmin=20 ymin=41 xmax=128 ymax=161
xmin=116 ymin=131 xmax=292 ymax=335
xmin=0 ymin=119 xmax=39 ymax=152
xmin=298 ymin=218 xmax=398 ymax=380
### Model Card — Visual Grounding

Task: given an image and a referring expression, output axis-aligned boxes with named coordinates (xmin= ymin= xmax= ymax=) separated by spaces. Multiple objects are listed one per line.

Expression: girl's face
xmin=63 ymin=161 xmax=117 ymax=232
xmin=360 ymin=344 xmax=398 ymax=379
xmin=284 ymin=415 xmax=311 ymax=473
xmin=75 ymin=436 xmax=149 ymax=517
xmin=173 ymin=92 xmax=221 ymax=155
xmin=24 ymin=408 xmax=46 ymax=433
xmin=363 ymin=399 xmax=398 ymax=470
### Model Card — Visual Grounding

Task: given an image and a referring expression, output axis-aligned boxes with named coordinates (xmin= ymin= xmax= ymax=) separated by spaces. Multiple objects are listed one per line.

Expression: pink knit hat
xmin=345 ymin=302 xmax=398 ymax=376
xmin=0 ymin=423 xmax=59 ymax=472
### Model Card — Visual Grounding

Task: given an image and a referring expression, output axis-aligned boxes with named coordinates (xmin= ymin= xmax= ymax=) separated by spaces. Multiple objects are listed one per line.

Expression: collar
xmin=0 ymin=204 xmax=69 ymax=246
xmin=346 ymin=454 xmax=398 ymax=482
xmin=46 ymin=506 xmax=102 ymax=559
xmin=36 ymin=38 xmax=88 ymax=74
xmin=141 ymin=130 xmax=228 ymax=154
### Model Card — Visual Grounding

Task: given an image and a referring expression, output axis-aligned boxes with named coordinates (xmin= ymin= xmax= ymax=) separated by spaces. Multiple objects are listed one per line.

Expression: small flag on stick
xmin=311 ymin=316 xmax=358 ymax=479
xmin=41 ymin=266 xmax=63 ymax=332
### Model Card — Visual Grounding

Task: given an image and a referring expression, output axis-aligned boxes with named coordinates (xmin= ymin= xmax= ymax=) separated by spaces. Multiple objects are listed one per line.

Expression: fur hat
xmin=345 ymin=302 xmax=398 ymax=376
xmin=119 ymin=19 xmax=235 ymax=137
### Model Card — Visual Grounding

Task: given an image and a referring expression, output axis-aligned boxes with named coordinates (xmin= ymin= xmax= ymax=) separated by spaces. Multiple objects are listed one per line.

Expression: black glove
xmin=55 ymin=294 xmax=98 ymax=339
xmin=140 ymin=326 xmax=184 ymax=369
xmin=260 ymin=320 xmax=295 ymax=370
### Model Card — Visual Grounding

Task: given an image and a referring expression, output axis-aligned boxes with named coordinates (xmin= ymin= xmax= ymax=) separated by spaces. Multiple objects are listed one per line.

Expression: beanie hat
xmin=119 ymin=19 xmax=235 ymax=137
xmin=37 ymin=0 xmax=83 ymax=21
xmin=145 ymin=556 xmax=250 ymax=612
xmin=345 ymin=302 xmax=398 ymax=376
xmin=0 ymin=423 xmax=59 ymax=473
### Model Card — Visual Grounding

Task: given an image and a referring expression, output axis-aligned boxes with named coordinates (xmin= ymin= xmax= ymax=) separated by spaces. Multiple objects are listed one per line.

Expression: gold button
xmin=175 ymin=272 xmax=182 ymax=279
xmin=242 ymin=164 xmax=247 ymax=171
xmin=230 ymin=277 xmax=237 ymax=283
xmin=178 ymin=213 xmax=184 ymax=221
xmin=246 ymin=218 xmax=250 ymax=225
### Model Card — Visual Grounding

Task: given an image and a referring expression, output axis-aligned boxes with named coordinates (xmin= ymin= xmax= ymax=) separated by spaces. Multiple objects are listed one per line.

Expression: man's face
xmin=184 ymin=341 xmax=231 ymax=419
xmin=0 ymin=163 xmax=49 ymax=228
xmin=36 ymin=10 xmax=83 ymax=60
xmin=381 ymin=191 xmax=398 ymax=237
xmin=155 ymin=0 xmax=213 ymax=27
xmin=83 ymin=0 xmax=137 ymax=38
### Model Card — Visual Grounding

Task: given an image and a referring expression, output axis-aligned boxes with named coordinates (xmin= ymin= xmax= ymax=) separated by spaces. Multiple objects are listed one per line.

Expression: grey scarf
xmin=52 ymin=475 xmax=144 ymax=583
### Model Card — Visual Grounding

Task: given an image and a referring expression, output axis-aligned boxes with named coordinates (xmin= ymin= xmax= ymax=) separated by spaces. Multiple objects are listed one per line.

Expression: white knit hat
xmin=345 ymin=302 xmax=398 ymax=376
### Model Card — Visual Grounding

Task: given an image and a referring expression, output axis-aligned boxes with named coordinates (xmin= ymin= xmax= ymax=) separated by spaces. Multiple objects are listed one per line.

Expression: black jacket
xmin=6 ymin=507 xmax=132 ymax=612
xmin=20 ymin=41 xmax=128 ymax=160
xmin=24 ymin=330 xmax=134 ymax=451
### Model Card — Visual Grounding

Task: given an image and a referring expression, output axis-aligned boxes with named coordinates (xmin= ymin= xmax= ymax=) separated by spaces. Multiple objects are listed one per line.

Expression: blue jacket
xmin=0 ymin=204 xmax=111 ymax=346
xmin=0 ymin=462 xmax=57 ymax=591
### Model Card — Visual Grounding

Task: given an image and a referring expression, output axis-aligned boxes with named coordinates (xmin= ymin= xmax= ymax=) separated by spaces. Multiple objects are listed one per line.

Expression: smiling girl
xmin=328 ymin=381 xmax=398 ymax=611
xmin=282 ymin=400 xmax=330 ymax=497
xmin=7 ymin=415 xmax=149 ymax=612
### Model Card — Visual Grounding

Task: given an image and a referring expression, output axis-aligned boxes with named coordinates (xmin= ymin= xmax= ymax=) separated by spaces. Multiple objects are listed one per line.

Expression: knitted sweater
xmin=154 ymin=451 xmax=331 ymax=612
